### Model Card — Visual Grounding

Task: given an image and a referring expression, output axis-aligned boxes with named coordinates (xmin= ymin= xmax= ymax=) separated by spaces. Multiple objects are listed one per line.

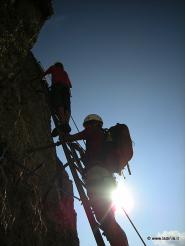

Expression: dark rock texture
xmin=0 ymin=1 xmax=79 ymax=245
xmin=0 ymin=0 xmax=52 ymax=82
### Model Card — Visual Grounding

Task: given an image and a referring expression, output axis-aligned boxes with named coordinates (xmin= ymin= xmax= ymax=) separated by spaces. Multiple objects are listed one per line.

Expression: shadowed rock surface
xmin=0 ymin=1 xmax=79 ymax=245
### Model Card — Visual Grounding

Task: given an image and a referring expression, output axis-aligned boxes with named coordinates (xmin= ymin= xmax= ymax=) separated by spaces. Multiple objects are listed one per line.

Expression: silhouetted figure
xmin=43 ymin=62 xmax=72 ymax=135
xmin=62 ymin=114 xmax=129 ymax=246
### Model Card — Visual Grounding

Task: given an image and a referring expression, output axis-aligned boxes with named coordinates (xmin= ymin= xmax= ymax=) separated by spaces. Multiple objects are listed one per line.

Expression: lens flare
xmin=111 ymin=181 xmax=134 ymax=214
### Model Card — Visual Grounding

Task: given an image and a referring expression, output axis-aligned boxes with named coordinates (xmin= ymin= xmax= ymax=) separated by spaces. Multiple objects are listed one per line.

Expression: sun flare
xmin=111 ymin=180 xmax=134 ymax=214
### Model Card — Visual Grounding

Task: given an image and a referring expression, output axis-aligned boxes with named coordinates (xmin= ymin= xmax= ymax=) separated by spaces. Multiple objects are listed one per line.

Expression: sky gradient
xmin=33 ymin=1 xmax=185 ymax=245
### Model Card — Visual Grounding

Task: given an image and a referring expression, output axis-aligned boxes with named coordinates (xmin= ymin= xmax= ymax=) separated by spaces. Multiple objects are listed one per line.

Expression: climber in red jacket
xmin=43 ymin=62 xmax=72 ymax=135
xmin=61 ymin=114 xmax=129 ymax=246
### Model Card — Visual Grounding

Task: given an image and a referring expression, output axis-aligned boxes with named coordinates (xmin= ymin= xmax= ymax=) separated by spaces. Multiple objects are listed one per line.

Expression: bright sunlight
xmin=111 ymin=179 xmax=134 ymax=214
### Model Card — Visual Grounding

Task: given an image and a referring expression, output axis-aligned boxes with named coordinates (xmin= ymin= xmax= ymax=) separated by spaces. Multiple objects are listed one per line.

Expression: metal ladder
xmin=36 ymin=64 xmax=146 ymax=246
xmin=52 ymin=113 xmax=106 ymax=246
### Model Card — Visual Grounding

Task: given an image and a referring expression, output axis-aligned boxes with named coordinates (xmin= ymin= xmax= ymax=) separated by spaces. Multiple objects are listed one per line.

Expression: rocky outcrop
xmin=0 ymin=1 xmax=79 ymax=245
xmin=0 ymin=0 xmax=52 ymax=83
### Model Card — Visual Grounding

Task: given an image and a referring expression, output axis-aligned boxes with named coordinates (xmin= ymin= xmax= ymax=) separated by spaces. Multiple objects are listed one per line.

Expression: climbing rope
xmin=122 ymin=208 xmax=147 ymax=246
xmin=70 ymin=115 xmax=80 ymax=133
xmin=70 ymin=115 xmax=86 ymax=147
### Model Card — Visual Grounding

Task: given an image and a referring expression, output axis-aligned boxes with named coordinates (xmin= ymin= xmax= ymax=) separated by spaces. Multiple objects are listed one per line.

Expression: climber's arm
xmin=62 ymin=131 xmax=86 ymax=142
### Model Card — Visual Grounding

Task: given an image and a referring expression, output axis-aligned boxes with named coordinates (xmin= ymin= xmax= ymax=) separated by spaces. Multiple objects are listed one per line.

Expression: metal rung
xmin=78 ymin=177 xmax=87 ymax=189
xmin=63 ymin=162 xmax=69 ymax=169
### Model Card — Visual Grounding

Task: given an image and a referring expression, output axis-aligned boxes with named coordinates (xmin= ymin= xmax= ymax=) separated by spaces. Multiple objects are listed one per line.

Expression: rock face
xmin=0 ymin=1 xmax=79 ymax=245
xmin=0 ymin=0 xmax=52 ymax=82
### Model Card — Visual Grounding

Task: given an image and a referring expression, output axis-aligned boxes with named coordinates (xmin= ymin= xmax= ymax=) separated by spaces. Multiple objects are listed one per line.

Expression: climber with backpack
xmin=61 ymin=114 xmax=133 ymax=246
xmin=43 ymin=62 xmax=72 ymax=136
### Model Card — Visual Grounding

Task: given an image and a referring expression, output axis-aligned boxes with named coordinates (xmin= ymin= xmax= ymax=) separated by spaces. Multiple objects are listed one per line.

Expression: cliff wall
xmin=0 ymin=1 xmax=79 ymax=245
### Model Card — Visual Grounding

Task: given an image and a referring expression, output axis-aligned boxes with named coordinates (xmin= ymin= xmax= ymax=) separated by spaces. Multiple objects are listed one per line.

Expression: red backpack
xmin=102 ymin=123 xmax=133 ymax=174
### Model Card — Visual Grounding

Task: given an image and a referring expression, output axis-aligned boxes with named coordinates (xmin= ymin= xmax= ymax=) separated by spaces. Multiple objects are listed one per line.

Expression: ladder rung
xmin=78 ymin=177 xmax=86 ymax=189
xmin=63 ymin=162 xmax=69 ymax=168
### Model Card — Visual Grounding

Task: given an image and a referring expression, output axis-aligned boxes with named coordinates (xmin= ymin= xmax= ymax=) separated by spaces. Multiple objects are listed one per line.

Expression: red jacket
xmin=72 ymin=127 xmax=105 ymax=163
xmin=44 ymin=65 xmax=72 ymax=88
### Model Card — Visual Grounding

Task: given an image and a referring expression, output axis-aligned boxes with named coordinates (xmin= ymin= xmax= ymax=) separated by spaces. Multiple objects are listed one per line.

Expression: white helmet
xmin=83 ymin=114 xmax=103 ymax=126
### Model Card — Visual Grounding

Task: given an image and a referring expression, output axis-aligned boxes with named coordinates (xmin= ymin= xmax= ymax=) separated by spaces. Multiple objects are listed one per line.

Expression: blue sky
xmin=33 ymin=0 xmax=185 ymax=245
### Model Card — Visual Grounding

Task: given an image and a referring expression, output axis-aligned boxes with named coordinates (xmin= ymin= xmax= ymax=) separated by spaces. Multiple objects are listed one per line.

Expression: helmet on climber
xmin=83 ymin=114 xmax=103 ymax=127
